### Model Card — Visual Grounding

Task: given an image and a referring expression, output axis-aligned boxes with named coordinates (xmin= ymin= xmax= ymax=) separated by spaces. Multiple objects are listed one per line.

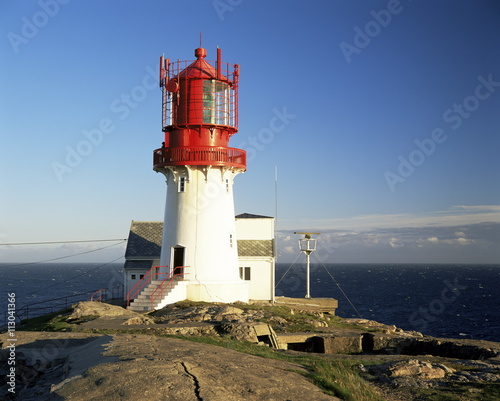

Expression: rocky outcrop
xmin=153 ymin=304 xmax=262 ymax=324
xmin=122 ymin=315 xmax=156 ymax=325
xmin=68 ymin=301 xmax=139 ymax=320
xmin=362 ymin=357 xmax=500 ymax=395
xmin=0 ymin=331 xmax=340 ymax=401
xmin=372 ymin=359 xmax=455 ymax=379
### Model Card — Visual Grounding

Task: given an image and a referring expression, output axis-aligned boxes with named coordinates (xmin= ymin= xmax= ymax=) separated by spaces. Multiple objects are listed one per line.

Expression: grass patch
xmin=326 ymin=315 xmax=381 ymax=332
xmin=18 ymin=311 xmax=99 ymax=331
xmin=19 ymin=310 xmax=73 ymax=331
xmin=66 ymin=315 xmax=100 ymax=324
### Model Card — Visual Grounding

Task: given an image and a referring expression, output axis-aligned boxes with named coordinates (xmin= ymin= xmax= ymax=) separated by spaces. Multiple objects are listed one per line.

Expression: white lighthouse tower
xmin=153 ymin=46 xmax=248 ymax=304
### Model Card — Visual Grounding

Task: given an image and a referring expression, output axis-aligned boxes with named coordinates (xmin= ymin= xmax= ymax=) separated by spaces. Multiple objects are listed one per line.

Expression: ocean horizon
xmin=1 ymin=262 xmax=498 ymax=342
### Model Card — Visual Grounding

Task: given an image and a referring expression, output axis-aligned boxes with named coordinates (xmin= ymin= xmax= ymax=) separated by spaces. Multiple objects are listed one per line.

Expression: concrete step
xmin=129 ymin=305 xmax=150 ymax=312
xmin=130 ymin=300 xmax=152 ymax=307
xmin=129 ymin=280 xmax=179 ymax=311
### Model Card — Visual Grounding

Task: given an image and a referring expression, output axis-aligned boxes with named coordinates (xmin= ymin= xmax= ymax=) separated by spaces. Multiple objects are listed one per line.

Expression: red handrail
xmin=90 ymin=289 xmax=106 ymax=302
xmin=126 ymin=265 xmax=168 ymax=306
xmin=150 ymin=269 xmax=189 ymax=309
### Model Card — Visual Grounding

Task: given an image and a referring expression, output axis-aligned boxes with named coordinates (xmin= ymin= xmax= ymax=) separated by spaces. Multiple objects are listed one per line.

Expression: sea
xmin=1 ymin=263 xmax=499 ymax=343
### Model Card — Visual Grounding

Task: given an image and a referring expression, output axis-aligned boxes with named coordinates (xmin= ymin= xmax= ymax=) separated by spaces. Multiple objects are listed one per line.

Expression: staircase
xmin=126 ymin=266 xmax=188 ymax=312
xmin=128 ymin=280 xmax=166 ymax=312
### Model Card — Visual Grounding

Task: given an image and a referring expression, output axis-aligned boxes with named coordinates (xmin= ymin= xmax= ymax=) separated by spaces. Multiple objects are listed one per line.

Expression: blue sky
xmin=0 ymin=0 xmax=499 ymax=264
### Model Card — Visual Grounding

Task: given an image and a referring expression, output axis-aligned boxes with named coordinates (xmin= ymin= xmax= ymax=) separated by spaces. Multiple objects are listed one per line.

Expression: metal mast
xmin=294 ymin=232 xmax=320 ymax=298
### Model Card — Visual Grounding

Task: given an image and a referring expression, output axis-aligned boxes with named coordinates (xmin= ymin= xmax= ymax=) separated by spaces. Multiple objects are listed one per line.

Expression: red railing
xmin=126 ymin=265 xmax=168 ymax=307
xmin=150 ymin=269 xmax=189 ymax=310
xmin=90 ymin=289 xmax=106 ymax=302
xmin=153 ymin=146 xmax=246 ymax=170
xmin=160 ymin=56 xmax=239 ymax=130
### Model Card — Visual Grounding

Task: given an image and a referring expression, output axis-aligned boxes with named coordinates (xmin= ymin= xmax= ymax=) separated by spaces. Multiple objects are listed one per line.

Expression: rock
xmin=269 ymin=316 xmax=287 ymax=325
xmin=219 ymin=323 xmax=260 ymax=342
xmin=218 ymin=305 xmax=244 ymax=315
xmin=344 ymin=318 xmax=400 ymax=334
xmin=211 ymin=306 xmax=244 ymax=322
xmin=68 ymin=302 xmax=139 ymax=320
xmin=122 ymin=316 xmax=156 ymax=325
xmin=161 ymin=324 xmax=218 ymax=336
xmin=308 ymin=319 xmax=329 ymax=328
xmin=384 ymin=359 xmax=454 ymax=379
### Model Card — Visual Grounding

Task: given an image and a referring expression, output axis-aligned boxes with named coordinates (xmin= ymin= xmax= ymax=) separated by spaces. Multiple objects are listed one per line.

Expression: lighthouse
xmin=153 ymin=45 xmax=249 ymax=304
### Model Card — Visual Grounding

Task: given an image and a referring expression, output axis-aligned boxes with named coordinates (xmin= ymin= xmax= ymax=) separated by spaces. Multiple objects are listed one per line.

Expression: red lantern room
xmin=153 ymin=47 xmax=246 ymax=171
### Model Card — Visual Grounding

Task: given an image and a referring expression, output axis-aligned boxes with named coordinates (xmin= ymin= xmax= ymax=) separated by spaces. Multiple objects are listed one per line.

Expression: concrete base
xmin=274 ymin=296 xmax=338 ymax=314
xmin=155 ymin=281 xmax=189 ymax=310
xmin=186 ymin=281 xmax=249 ymax=304
xmin=277 ymin=331 xmax=363 ymax=354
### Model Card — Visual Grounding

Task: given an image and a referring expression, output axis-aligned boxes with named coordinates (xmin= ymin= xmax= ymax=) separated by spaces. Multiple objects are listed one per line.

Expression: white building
xmin=236 ymin=213 xmax=275 ymax=301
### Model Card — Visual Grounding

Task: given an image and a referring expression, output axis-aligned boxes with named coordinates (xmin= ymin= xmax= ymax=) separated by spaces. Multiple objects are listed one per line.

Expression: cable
xmin=31 ymin=255 xmax=124 ymax=295
xmin=4 ymin=241 xmax=125 ymax=267
xmin=0 ymin=239 xmax=127 ymax=246
xmin=274 ymin=251 xmax=302 ymax=288
xmin=312 ymin=253 xmax=364 ymax=319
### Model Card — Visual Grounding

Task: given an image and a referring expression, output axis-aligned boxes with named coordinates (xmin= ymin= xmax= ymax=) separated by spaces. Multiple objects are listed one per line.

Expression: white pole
xmin=273 ymin=166 xmax=278 ymax=303
xmin=305 ymin=251 xmax=311 ymax=299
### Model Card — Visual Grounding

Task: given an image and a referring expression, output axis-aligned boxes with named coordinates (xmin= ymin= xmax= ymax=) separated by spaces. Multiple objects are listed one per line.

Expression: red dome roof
xmin=177 ymin=48 xmax=228 ymax=81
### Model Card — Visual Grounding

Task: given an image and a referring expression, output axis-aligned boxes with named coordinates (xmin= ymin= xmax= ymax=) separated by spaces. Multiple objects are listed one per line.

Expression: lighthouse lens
xmin=203 ymin=80 xmax=215 ymax=124
xmin=203 ymin=80 xmax=231 ymax=125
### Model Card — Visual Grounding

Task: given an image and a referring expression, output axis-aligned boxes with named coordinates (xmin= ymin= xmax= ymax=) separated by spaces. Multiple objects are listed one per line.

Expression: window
xmin=131 ymin=274 xmax=136 ymax=280
xmin=239 ymin=267 xmax=251 ymax=281
xmin=139 ymin=274 xmax=145 ymax=280
xmin=203 ymin=80 xmax=215 ymax=124
xmin=178 ymin=176 xmax=186 ymax=192
xmin=203 ymin=80 xmax=230 ymax=125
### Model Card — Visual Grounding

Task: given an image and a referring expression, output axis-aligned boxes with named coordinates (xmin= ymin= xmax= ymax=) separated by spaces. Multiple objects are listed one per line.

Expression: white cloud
xmin=280 ymin=205 xmax=500 ymax=231
xmin=423 ymin=236 xmax=474 ymax=246
xmin=388 ymin=237 xmax=403 ymax=248
xmin=452 ymin=205 xmax=500 ymax=212
xmin=454 ymin=237 xmax=474 ymax=245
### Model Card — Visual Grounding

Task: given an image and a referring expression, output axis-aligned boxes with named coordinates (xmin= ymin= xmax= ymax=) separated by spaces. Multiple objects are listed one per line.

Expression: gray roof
xmin=124 ymin=260 xmax=154 ymax=270
xmin=124 ymin=221 xmax=163 ymax=259
xmin=236 ymin=213 xmax=274 ymax=219
xmin=238 ymin=239 xmax=274 ymax=257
